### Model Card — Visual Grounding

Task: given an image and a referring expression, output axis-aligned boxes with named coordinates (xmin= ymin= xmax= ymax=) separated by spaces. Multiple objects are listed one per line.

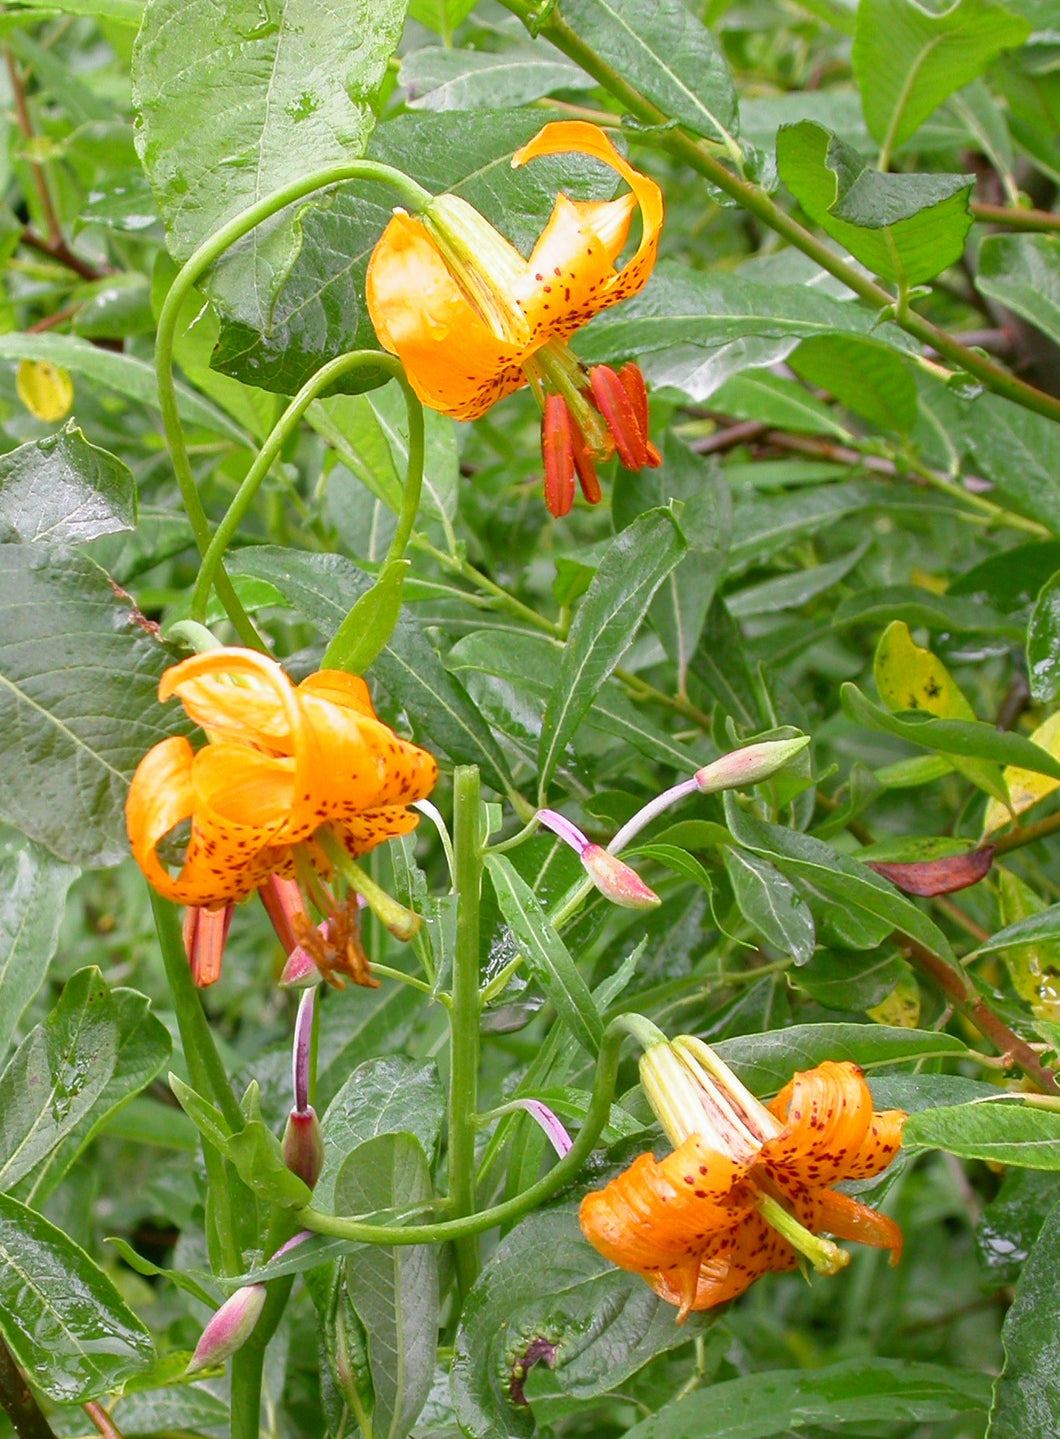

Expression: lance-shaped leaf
xmin=0 ymin=425 xmax=135 ymax=545
xmin=400 ymin=44 xmax=594 ymax=111
xmin=1027 ymin=569 xmax=1060 ymax=704
xmin=788 ymin=334 xmax=918 ymax=433
xmin=538 ymin=508 xmax=686 ymax=793
xmin=777 ymin=121 xmax=973 ymax=287
xmin=990 ymin=867 xmax=1060 ymax=1023
xmin=904 ymin=1102 xmax=1060 ymax=1168
xmin=561 ymin=0 xmax=738 ymax=145
xmin=715 ymin=1022 xmax=969 ymax=1095
xmin=0 ymin=1190 xmax=154 ymax=1401
xmin=990 ymin=1198 xmax=1060 ymax=1435
xmin=852 ymin=0 xmax=1030 ymax=156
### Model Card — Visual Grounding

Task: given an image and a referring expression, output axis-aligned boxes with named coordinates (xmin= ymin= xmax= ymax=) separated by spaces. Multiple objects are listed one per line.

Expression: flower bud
xmin=282 ymin=1107 xmax=326 ymax=1190
xmin=694 ymin=736 xmax=810 ymax=795
xmin=581 ymin=845 xmax=660 ymax=910
xmin=186 ymin=1284 xmax=265 ymax=1374
xmin=279 ymin=942 xmax=324 ymax=989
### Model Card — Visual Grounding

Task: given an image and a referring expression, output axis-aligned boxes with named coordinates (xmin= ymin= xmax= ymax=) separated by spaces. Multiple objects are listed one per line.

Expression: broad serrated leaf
xmin=0 ymin=828 xmax=78 ymax=1059
xmin=561 ymin=0 xmax=738 ymax=144
xmin=623 ymin=1359 xmax=989 ymax=1438
xmin=451 ymin=1204 xmax=713 ymax=1439
xmin=778 ymin=121 xmax=973 ymax=286
xmin=0 ymin=542 xmax=187 ymax=867
xmin=334 ymin=1133 xmax=438 ymax=1439
xmin=852 ymin=0 xmax=1030 ymax=155
xmin=0 ymin=1190 xmax=154 ymax=1401
xmin=538 ymin=508 xmax=685 ymax=792
xmin=0 ymin=425 xmax=135 ymax=545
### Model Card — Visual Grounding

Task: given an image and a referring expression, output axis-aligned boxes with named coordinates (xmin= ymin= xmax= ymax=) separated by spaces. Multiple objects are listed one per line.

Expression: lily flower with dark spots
xmin=366 ymin=120 xmax=664 ymax=517
xmin=126 ymin=647 xmax=437 ymax=986
xmin=580 ymin=1033 xmax=905 ymax=1321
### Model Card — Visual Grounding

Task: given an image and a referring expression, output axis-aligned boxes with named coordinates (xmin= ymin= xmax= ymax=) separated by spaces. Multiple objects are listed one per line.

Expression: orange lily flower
xmin=126 ymin=648 xmax=437 ymax=982
xmin=580 ymin=1035 xmax=905 ymax=1321
xmin=366 ymin=120 xmax=664 ymax=517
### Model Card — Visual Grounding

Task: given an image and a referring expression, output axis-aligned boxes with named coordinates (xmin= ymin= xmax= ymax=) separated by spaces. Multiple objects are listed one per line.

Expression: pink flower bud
xmin=581 ymin=844 xmax=660 ymax=910
xmin=282 ymin=1107 xmax=326 ymax=1190
xmin=279 ymin=939 xmax=325 ymax=989
xmin=694 ymin=736 xmax=810 ymax=795
xmin=186 ymin=1285 xmax=266 ymax=1374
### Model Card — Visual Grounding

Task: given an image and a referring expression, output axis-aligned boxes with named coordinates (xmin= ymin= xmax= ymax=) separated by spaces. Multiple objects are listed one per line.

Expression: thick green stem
xmin=298 ymin=1012 xmax=638 ymax=1244
xmin=500 ymin=0 xmax=1060 ymax=429
xmin=150 ymin=892 xmax=246 ymax=1273
xmin=449 ymin=765 xmax=484 ymax=1295
xmin=190 ymin=353 xmax=420 ymax=624
xmin=228 ymin=1215 xmax=300 ymax=1439
xmin=155 ymin=160 xmax=431 ymax=645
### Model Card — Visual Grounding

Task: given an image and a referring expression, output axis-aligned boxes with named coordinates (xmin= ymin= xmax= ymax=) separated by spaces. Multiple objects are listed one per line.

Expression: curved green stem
xmin=296 ymin=1012 xmax=641 ymax=1244
xmin=155 ymin=160 xmax=432 ymax=645
xmin=189 ymin=353 xmax=416 ymax=623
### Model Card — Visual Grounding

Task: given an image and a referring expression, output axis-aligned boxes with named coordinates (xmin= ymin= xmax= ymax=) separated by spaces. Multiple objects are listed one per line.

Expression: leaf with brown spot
xmin=867 ymin=846 xmax=995 ymax=896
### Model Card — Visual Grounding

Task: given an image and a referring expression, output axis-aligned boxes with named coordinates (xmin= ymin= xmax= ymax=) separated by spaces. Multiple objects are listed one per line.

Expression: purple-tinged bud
xmin=186 ymin=1285 xmax=266 ymax=1374
xmin=694 ymin=736 xmax=810 ymax=795
xmin=279 ymin=938 xmax=325 ymax=989
xmin=581 ymin=844 xmax=660 ymax=910
xmin=282 ymin=1107 xmax=325 ymax=1190
xmin=509 ymin=1098 xmax=573 ymax=1157
xmin=292 ymin=988 xmax=315 ymax=1115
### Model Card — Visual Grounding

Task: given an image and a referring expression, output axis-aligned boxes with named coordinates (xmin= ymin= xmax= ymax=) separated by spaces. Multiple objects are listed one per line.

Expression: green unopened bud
xmin=694 ymin=736 xmax=810 ymax=795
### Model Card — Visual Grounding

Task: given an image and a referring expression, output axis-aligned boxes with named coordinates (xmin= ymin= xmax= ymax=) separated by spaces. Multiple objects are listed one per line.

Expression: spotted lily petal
xmin=763 ymin=1061 xmax=876 ymax=1188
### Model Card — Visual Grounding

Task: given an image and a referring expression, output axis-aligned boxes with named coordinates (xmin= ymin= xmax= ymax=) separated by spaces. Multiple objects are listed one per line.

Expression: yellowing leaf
xmin=996 ymin=866 xmax=1060 ymax=1023
xmin=874 ymin=621 xmax=1009 ymax=808
xmin=16 ymin=360 xmax=73 ymax=422
xmin=983 ymin=711 xmax=1060 ymax=837
xmin=875 ymin=620 xmax=972 ymax=718
xmin=866 ymin=965 xmax=920 ymax=1028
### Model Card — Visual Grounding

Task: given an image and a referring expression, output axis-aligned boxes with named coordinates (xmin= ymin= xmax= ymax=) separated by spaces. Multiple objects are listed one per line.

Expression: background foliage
xmin=4 ymin=0 xmax=1060 ymax=1435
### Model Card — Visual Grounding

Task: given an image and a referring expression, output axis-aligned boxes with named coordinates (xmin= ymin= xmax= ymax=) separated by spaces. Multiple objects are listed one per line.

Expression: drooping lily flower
xmin=580 ymin=1034 xmax=905 ymax=1321
xmin=126 ymin=648 xmax=437 ymax=985
xmin=366 ymin=120 xmax=664 ymax=517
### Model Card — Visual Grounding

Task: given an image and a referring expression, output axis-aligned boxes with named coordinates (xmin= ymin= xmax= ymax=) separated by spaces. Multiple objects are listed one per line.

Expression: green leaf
xmin=723 ymin=796 xmax=956 ymax=960
xmin=710 ymin=369 xmax=852 ymax=439
xmin=323 ymin=558 xmax=409 ymax=674
xmin=623 ymin=1359 xmax=990 ymax=1438
xmin=0 ymin=542 xmax=188 ymax=868
xmin=561 ymin=0 xmax=738 ymax=145
xmin=723 ymin=848 xmax=816 ymax=964
xmin=316 ymin=1056 xmax=444 ymax=1211
xmin=990 ymin=1197 xmax=1060 ymax=1437
xmin=961 ymin=394 xmax=1060 ymax=534
xmin=714 ymin=1022 xmax=970 ymax=1095
xmin=407 ymin=0 xmax=477 ymax=36
xmin=977 ymin=232 xmax=1060 ymax=349
xmin=833 ymin=584 xmax=1019 ymax=638
xmin=0 ymin=425 xmax=135 ymax=545
xmin=1027 ymin=568 xmax=1060 ymax=703
xmin=0 ymin=828 xmax=78 ymax=1059
xmin=579 ymin=265 xmax=909 ymax=401
xmin=777 ymin=121 xmax=973 ymax=286
xmin=227 ymin=547 xmax=515 ymax=796
xmin=794 ymin=946 xmax=907 ymax=1012
xmin=0 ymin=1189 xmax=153 ymax=1401
xmin=967 ymin=904 xmax=1060 ymax=957
xmin=842 ymin=681 xmax=1060 ymax=783
xmin=4 ymin=0 xmax=144 ymax=20
xmin=132 ymin=0 xmax=406 ymax=260
xmin=486 ymin=853 xmax=604 ymax=1055
xmin=168 ymin=1073 xmax=233 ymax=1153
xmin=538 ymin=508 xmax=686 ymax=792
xmin=451 ymin=1204 xmax=713 ymax=1439
xmin=852 ymin=0 xmax=1031 ymax=155
xmin=904 ymin=1102 xmax=1060 ymax=1168
xmin=0 ymin=332 xmax=250 ymax=445
xmin=789 ymin=334 xmax=919 ymax=433
xmin=401 ymin=44 xmax=593 ymax=111
xmin=334 ymin=1133 xmax=438 ymax=1439
xmin=227 ymin=1119 xmax=313 ymax=1209
xmin=0 ymin=968 xmax=117 ymax=1191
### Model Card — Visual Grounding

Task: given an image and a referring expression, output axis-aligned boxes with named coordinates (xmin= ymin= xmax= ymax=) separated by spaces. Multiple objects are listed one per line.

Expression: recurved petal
xmin=514 ymin=193 xmax=634 ymax=344
xmin=813 ymin=1188 xmax=903 ymax=1264
xmin=332 ymin=806 xmax=423 ymax=860
xmin=762 ymin=1061 xmax=875 ymax=1188
xmin=366 ymin=211 xmax=528 ymax=419
xmin=126 ymin=736 xmax=198 ymax=903
xmin=161 ymin=648 xmax=301 ymax=751
xmin=298 ymin=670 xmax=377 ymax=720
xmin=513 ymin=121 xmax=664 ymax=310
xmin=842 ymin=1109 xmax=906 ymax=1180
